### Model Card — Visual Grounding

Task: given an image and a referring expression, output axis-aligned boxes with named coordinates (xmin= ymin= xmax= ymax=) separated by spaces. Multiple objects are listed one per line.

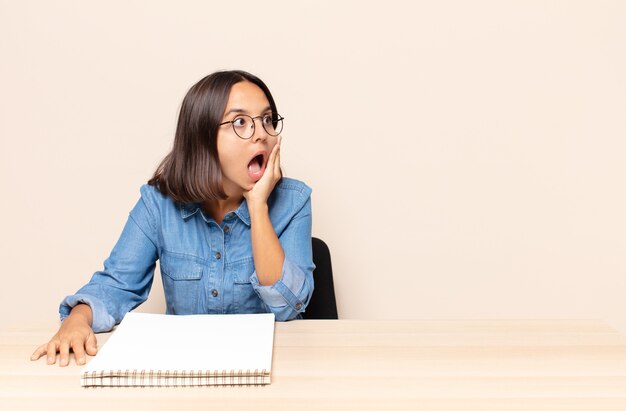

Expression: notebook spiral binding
xmin=81 ymin=369 xmax=270 ymax=387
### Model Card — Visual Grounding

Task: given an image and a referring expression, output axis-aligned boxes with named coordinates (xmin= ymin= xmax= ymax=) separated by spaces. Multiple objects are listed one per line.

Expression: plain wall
xmin=1 ymin=0 xmax=625 ymax=333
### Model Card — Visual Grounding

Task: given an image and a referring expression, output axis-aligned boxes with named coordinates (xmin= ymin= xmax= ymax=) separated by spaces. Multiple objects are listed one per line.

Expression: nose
xmin=251 ymin=117 xmax=269 ymax=142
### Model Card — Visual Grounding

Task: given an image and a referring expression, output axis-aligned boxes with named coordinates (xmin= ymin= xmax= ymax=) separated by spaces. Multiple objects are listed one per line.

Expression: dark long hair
xmin=148 ymin=70 xmax=279 ymax=204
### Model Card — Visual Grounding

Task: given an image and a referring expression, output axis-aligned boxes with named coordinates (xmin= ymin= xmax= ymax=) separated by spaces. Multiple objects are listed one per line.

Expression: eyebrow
xmin=224 ymin=106 xmax=272 ymax=117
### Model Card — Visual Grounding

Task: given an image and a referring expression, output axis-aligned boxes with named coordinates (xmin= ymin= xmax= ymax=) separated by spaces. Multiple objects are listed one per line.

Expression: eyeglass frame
xmin=218 ymin=113 xmax=285 ymax=140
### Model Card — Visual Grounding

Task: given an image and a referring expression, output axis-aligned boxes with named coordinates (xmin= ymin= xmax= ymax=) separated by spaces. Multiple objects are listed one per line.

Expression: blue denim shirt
xmin=59 ymin=177 xmax=315 ymax=332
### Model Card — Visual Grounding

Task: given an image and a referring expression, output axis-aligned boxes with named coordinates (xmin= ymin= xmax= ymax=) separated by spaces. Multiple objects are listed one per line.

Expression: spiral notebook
xmin=80 ymin=312 xmax=275 ymax=387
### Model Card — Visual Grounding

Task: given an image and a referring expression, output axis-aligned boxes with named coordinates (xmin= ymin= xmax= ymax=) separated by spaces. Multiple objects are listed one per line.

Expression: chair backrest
xmin=303 ymin=237 xmax=338 ymax=319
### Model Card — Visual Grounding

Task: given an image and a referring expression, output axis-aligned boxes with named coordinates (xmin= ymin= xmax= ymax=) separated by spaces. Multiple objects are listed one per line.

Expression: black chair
xmin=303 ymin=237 xmax=338 ymax=319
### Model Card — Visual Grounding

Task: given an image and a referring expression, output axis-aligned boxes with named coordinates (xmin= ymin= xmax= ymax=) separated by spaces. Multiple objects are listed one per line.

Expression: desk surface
xmin=2 ymin=319 xmax=626 ymax=410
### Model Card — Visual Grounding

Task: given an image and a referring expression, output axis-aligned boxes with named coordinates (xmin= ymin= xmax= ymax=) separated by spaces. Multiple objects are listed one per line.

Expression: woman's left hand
xmin=244 ymin=136 xmax=282 ymax=208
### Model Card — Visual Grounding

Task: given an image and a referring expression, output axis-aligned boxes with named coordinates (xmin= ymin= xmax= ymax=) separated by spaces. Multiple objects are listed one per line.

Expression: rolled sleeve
xmin=59 ymin=294 xmax=116 ymax=333
xmin=250 ymin=257 xmax=313 ymax=321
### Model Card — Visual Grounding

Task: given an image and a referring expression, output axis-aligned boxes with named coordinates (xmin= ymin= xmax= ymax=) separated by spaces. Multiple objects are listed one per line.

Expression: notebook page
xmin=82 ymin=312 xmax=275 ymax=373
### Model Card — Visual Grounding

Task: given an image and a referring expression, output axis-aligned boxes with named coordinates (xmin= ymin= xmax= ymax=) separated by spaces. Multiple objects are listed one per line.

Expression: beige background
xmin=1 ymin=0 xmax=625 ymax=333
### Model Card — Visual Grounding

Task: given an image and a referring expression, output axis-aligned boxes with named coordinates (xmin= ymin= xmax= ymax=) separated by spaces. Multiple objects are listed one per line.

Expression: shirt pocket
xmin=160 ymin=252 xmax=205 ymax=314
xmin=232 ymin=258 xmax=268 ymax=314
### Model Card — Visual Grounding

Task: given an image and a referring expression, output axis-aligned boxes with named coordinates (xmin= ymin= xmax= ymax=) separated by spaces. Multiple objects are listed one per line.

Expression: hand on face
xmin=244 ymin=135 xmax=282 ymax=208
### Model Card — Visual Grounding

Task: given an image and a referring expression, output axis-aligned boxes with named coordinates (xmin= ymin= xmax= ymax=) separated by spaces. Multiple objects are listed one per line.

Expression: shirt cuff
xmin=59 ymin=294 xmax=116 ymax=333
xmin=249 ymin=258 xmax=306 ymax=312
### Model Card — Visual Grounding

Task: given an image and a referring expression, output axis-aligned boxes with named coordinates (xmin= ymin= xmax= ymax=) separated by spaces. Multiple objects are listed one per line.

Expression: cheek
xmin=218 ymin=147 xmax=245 ymax=178
xmin=218 ymin=152 xmax=237 ymax=173
xmin=216 ymin=136 xmax=238 ymax=173
xmin=269 ymin=139 xmax=278 ymax=151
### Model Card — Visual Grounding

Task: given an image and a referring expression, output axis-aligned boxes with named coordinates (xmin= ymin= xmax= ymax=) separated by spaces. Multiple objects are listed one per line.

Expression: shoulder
xmin=274 ymin=177 xmax=312 ymax=199
xmin=135 ymin=183 xmax=179 ymax=218
xmin=138 ymin=183 xmax=171 ymax=204
xmin=268 ymin=177 xmax=312 ymax=217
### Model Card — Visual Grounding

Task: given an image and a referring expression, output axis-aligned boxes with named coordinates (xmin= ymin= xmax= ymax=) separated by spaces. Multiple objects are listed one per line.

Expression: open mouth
xmin=247 ymin=152 xmax=266 ymax=181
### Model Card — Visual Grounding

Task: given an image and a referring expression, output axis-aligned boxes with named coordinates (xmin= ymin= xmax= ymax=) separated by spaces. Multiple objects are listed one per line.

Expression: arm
xmin=32 ymin=187 xmax=160 ymax=365
xmin=244 ymin=138 xmax=315 ymax=320
xmin=248 ymin=202 xmax=284 ymax=286
xmin=250 ymin=197 xmax=314 ymax=321
xmin=244 ymin=136 xmax=284 ymax=286
xmin=59 ymin=206 xmax=159 ymax=332
xmin=60 ymin=193 xmax=159 ymax=331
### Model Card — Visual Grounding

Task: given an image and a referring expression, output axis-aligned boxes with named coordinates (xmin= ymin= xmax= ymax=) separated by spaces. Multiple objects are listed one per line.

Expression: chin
xmin=238 ymin=179 xmax=255 ymax=193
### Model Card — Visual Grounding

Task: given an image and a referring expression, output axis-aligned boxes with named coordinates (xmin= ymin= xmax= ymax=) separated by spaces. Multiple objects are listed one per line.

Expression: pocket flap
xmin=231 ymin=257 xmax=255 ymax=284
xmin=160 ymin=253 xmax=204 ymax=280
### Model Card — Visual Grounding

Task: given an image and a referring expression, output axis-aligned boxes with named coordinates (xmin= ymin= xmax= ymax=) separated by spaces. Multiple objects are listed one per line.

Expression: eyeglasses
xmin=218 ymin=113 xmax=284 ymax=140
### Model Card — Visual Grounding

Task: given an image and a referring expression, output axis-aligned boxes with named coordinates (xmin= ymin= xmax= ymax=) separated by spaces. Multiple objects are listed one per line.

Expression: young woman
xmin=31 ymin=70 xmax=315 ymax=366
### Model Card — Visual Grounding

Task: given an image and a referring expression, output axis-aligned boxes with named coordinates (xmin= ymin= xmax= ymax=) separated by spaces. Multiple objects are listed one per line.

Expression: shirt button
xmin=211 ymin=289 xmax=219 ymax=297
xmin=224 ymin=226 xmax=230 ymax=233
xmin=215 ymin=252 xmax=221 ymax=260
xmin=226 ymin=213 xmax=235 ymax=219
xmin=295 ymin=303 xmax=302 ymax=310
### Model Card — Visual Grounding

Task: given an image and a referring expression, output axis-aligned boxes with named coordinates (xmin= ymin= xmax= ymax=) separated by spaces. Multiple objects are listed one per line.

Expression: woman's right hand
xmin=30 ymin=303 xmax=97 ymax=366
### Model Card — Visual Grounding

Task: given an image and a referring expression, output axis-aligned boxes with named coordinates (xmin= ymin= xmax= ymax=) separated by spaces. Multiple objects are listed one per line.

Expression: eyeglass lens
xmin=232 ymin=114 xmax=283 ymax=139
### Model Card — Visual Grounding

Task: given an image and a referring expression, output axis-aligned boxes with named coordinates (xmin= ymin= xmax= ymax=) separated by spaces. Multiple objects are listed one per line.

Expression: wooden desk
xmin=2 ymin=320 xmax=626 ymax=410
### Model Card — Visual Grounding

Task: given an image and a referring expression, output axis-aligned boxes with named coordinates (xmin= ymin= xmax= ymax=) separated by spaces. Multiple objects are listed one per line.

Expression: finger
xmin=46 ymin=341 xmax=58 ymax=365
xmin=71 ymin=338 xmax=87 ymax=365
xmin=266 ymin=140 xmax=279 ymax=168
xmin=85 ymin=332 xmax=98 ymax=356
xmin=274 ymin=141 xmax=281 ymax=176
xmin=58 ymin=340 xmax=70 ymax=367
xmin=31 ymin=344 xmax=47 ymax=361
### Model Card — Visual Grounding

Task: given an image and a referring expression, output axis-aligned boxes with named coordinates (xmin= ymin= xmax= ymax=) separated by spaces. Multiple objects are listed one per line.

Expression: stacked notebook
xmin=80 ymin=312 xmax=275 ymax=387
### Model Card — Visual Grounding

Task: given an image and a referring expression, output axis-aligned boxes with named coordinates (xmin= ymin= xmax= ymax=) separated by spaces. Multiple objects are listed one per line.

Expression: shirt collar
xmin=179 ymin=199 xmax=251 ymax=226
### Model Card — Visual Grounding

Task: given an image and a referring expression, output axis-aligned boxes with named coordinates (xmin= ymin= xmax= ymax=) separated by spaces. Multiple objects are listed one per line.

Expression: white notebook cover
xmin=81 ymin=312 xmax=275 ymax=383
